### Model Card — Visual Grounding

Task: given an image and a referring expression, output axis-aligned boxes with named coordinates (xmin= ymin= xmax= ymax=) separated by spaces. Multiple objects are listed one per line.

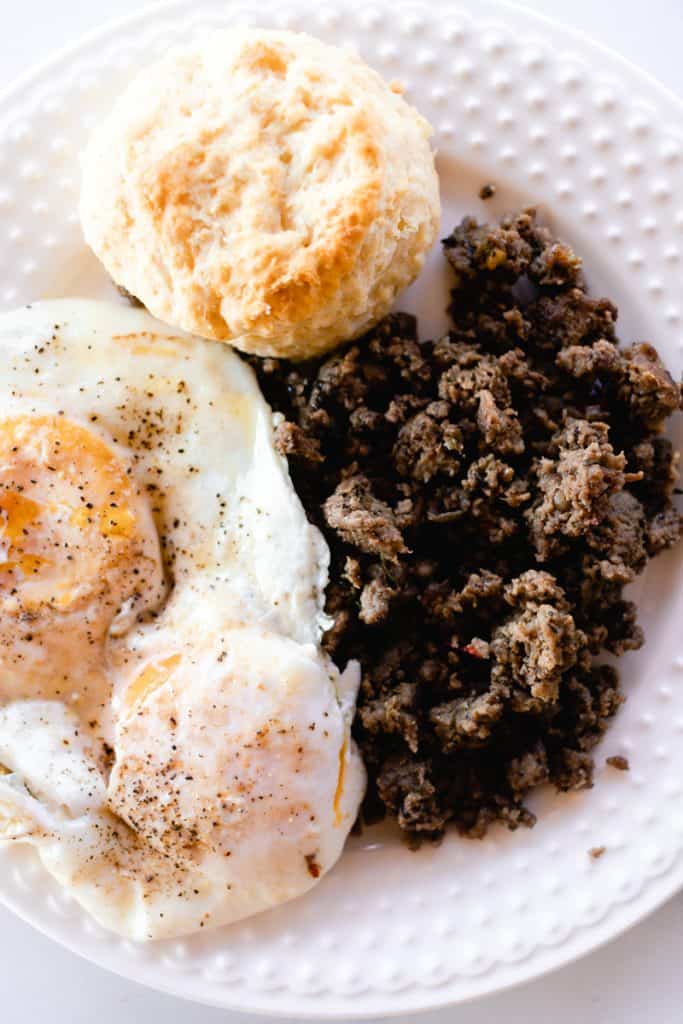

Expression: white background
xmin=1 ymin=0 xmax=683 ymax=1021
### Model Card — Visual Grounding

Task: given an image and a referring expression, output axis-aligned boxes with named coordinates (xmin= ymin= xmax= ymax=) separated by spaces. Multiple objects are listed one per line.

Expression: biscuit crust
xmin=80 ymin=30 xmax=440 ymax=359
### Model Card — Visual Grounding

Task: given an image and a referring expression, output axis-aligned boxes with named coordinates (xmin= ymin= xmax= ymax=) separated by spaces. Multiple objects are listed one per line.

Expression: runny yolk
xmin=333 ymin=738 xmax=347 ymax=827
xmin=70 ymin=503 xmax=137 ymax=539
xmin=0 ymin=413 xmax=160 ymax=620
xmin=0 ymin=491 xmax=55 ymax=584
xmin=0 ymin=553 xmax=51 ymax=578
xmin=0 ymin=491 xmax=42 ymax=542
xmin=124 ymin=654 xmax=182 ymax=714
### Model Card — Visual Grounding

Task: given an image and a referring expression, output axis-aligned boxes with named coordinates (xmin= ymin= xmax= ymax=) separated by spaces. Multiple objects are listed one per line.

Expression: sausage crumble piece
xmin=252 ymin=209 xmax=682 ymax=844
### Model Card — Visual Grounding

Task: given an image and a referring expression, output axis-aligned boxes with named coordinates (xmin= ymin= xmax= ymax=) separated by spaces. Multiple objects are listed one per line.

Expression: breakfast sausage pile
xmin=252 ymin=210 xmax=682 ymax=842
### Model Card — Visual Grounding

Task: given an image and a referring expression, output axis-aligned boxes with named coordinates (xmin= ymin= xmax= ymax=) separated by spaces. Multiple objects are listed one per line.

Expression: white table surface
xmin=1 ymin=0 xmax=682 ymax=1020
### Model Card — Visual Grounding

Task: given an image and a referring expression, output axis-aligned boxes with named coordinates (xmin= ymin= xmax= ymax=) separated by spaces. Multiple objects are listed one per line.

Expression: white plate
xmin=1 ymin=0 xmax=683 ymax=1017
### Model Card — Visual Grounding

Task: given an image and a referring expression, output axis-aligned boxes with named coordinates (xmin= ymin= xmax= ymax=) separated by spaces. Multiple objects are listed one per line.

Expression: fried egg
xmin=0 ymin=299 xmax=364 ymax=940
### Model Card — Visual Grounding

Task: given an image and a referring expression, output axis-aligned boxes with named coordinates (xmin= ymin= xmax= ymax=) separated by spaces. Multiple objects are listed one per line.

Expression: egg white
xmin=0 ymin=299 xmax=365 ymax=940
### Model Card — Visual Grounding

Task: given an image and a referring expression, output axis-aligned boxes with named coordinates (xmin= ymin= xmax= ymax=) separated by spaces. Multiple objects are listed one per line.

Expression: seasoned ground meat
xmin=273 ymin=420 xmax=323 ymax=462
xmin=323 ymin=475 xmax=408 ymax=560
xmin=249 ymin=209 xmax=682 ymax=843
xmin=527 ymin=419 xmax=627 ymax=559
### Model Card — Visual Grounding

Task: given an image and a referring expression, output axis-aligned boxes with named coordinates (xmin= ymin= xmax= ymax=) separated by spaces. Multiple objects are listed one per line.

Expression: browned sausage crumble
xmin=249 ymin=210 xmax=682 ymax=844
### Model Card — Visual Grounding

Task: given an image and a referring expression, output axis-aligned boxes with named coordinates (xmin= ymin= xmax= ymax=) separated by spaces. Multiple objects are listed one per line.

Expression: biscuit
xmin=80 ymin=29 xmax=440 ymax=360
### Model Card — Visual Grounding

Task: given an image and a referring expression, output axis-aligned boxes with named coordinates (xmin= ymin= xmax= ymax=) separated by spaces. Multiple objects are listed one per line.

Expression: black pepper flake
xmin=305 ymin=853 xmax=321 ymax=878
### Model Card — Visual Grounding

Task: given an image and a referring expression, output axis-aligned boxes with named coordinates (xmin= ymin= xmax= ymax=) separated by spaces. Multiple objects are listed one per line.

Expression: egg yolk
xmin=122 ymin=653 xmax=182 ymax=715
xmin=0 ymin=414 xmax=162 ymax=628
xmin=0 ymin=414 xmax=165 ymax=717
